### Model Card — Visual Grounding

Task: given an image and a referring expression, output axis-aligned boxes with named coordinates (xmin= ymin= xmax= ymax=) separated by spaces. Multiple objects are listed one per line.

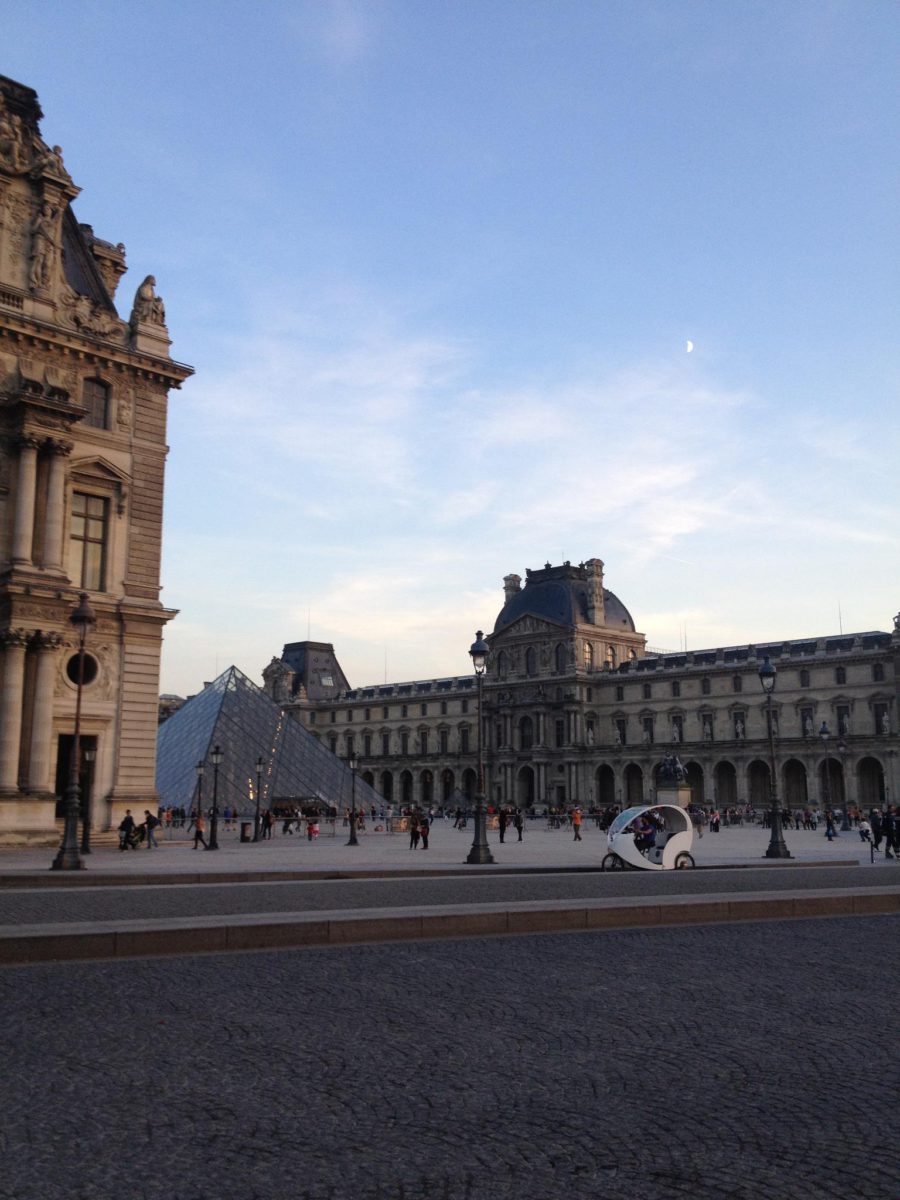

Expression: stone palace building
xmin=0 ymin=75 xmax=191 ymax=842
xmin=263 ymin=558 xmax=899 ymax=815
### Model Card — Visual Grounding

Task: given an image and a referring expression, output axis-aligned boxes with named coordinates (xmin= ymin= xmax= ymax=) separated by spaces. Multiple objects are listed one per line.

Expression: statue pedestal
xmin=656 ymin=785 xmax=692 ymax=809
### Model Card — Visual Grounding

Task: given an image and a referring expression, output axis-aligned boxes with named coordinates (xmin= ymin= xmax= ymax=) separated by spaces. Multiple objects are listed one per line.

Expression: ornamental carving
xmin=0 ymin=103 xmax=28 ymax=173
xmin=28 ymin=199 xmax=63 ymax=292
xmin=129 ymin=275 xmax=166 ymax=328
xmin=0 ymin=627 xmax=30 ymax=649
xmin=31 ymin=630 xmax=64 ymax=652
xmin=62 ymin=292 xmax=124 ymax=340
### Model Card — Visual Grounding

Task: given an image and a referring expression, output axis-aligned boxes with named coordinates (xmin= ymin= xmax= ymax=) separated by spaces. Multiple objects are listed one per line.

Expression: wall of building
xmin=0 ymin=76 xmax=191 ymax=843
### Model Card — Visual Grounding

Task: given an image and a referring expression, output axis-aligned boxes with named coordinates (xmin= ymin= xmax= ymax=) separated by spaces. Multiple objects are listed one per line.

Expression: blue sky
xmin=5 ymin=1 xmax=898 ymax=695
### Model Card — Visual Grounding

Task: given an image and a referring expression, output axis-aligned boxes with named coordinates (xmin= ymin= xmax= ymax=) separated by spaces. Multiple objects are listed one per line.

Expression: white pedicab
xmin=601 ymin=804 xmax=695 ymax=871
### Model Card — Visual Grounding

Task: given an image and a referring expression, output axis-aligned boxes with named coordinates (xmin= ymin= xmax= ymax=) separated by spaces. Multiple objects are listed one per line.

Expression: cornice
xmin=0 ymin=309 xmax=193 ymax=387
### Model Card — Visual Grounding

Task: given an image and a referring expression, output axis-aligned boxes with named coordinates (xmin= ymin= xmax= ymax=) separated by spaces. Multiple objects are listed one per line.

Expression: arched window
xmin=554 ymin=643 xmax=566 ymax=674
xmin=525 ymin=647 xmax=537 ymax=676
xmin=606 ymin=644 xmax=617 ymax=669
xmin=583 ymin=641 xmax=594 ymax=672
xmin=82 ymin=378 xmax=110 ymax=429
xmin=497 ymin=650 xmax=508 ymax=678
xmin=519 ymin=715 xmax=534 ymax=750
xmin=835 ymin=666 xmax=846 ymax=685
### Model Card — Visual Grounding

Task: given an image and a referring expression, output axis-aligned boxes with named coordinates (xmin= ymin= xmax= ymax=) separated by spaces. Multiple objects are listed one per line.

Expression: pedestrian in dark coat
xmin=420 ymin=818 xmax=429 ymax=850
xmin=498 ymin=809 xmax=508 ymax=844
xmin=882 ymin=808 xmax=897 ymax=859
xmin=513 ymin=810 xmax=524 ymax=842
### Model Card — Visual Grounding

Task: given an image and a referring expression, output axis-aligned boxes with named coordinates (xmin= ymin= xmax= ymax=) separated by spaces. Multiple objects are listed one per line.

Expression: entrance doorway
xmin=54 ymin=735 xmax=98 ymax=820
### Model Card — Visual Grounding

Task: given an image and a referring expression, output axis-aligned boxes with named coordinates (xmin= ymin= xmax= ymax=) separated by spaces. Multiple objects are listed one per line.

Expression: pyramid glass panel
xmin=156 ymin=666 xmax=380 ymax=814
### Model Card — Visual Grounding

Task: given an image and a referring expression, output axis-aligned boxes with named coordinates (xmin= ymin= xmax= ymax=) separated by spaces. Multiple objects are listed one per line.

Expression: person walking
xmin=420 ymin=817 xmax=430 ymax=850
xmin=824 ymin=810 xmax=836 ymax=841
xmin=143 ymin=809 xmax=160 ymax=849
xmin=572 ymin=807 xmax=583 ymax=842
xmin=193 ymin=811 xmax=207 ymax=849
xmin=513 ymin=809 xmax=524 ymax=842
xmin=409 ymin=814 xmax=420 ymax=850
xmin=883 ymin=807 xmax=897 ymax=859
xmin=118 ymin=809 xmax=136 ymax=851
xmin=498 ymin=808 xmax=508 ymax=844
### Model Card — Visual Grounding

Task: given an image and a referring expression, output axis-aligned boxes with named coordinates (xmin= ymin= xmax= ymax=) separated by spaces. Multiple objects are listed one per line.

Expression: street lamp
xmin=346 ymin=748 xmax=359 ymax=846
xmin=80 ymin=745 xmax=96 ymax=855
xmin=837 ymin=737 xmax=850 ymax=830
xmin=195 ymin=761 xmax=204 ymax=826
xmin=819 ymin=722 xmax=833 ymax=819
xmin=207 ymin=744 xmax=223 ymax=850
xmin=52 ymin=592 xmax=96 ymax=871
xmin=466 ymin=630 xmax=495 ymax=865
xmin=757 ymin=656 xmax=790 ymax=859
xmin=253 ymin=755 xmax=264 ymax=842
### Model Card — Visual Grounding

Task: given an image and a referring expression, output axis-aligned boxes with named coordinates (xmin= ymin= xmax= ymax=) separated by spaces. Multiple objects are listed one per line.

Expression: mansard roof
xmin=493 ymin=562 xmax=636 ymax=635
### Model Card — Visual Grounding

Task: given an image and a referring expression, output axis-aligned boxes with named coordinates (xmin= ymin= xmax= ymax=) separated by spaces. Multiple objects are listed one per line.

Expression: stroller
xmin=119 ymin=824 xmax=143 ymax=851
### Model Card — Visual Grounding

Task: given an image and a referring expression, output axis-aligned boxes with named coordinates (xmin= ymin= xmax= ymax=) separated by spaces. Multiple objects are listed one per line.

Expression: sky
xmin=4 ymin=1 xmax=899 ymax=696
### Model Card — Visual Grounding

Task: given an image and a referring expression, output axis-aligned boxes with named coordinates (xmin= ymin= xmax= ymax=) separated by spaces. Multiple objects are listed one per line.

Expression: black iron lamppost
xmin=837 ymin=737 xmax=850 ymax=830
xmin=466 ymin=630 xmax=495 ymax=865
xmin=758 ymin=656 xmax=790 ymax=859
xmin=819 ymin=722 xmax=833 ymax=818
xmin=253 ymin=755 xmax=264 ymax=842
xmin=207 ymin=744 xmax=223 ymax=850
xmin=347 ymin=749 xmax=359 ymax=846
xmin=195 ymin=761 xmax=204 ymax=827
xmin=52 ymin=592 xmax=96 ymax=871
xmin=80 ymin=745 xmax=96 ymax=855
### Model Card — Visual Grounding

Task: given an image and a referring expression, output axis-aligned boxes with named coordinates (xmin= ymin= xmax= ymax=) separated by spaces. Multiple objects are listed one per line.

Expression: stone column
xmin=0 ymin=629 xmax=29 ymax=791
xmin=26 ymin=632 xmax=63 ymax=793
xmin=42 ymin=438 xmax=72 ymax=571
xmin=11 ymin=434 xmax=42 ymax=565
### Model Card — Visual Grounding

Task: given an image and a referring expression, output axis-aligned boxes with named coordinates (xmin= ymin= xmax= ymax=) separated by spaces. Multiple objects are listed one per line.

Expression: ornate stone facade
xmin=0 ymin=76 xmax=192 ymax=842
xmin=265 ymin=560 xmax=899 ymax=816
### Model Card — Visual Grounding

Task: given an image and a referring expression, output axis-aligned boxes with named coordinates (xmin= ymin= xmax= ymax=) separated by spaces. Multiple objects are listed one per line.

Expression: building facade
xmin=0 ymin=76 xmax=191 ymax=842
xmin=264 ymin=558 xmax=899 ymax=816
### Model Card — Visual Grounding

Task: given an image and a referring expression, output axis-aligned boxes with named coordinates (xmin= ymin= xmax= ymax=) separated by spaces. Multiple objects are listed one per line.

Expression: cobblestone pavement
xmin=0 ymin=863 xmax=897 ymax=928
xmin=1 ymin=916 xmax=897 ymax=1200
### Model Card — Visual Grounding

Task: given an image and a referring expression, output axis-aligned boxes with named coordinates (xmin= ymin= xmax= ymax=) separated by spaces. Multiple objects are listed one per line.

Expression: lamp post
xmin=819 ymin=722 xmax=833 ymax=818
xmin=253 ymin=755 xmax=264 ymax=842
xmin=346 ymin=749 xmax=359 ymax=846
xmin=837 ymin=737 xmax=850 ymax=830
xmin=195 ymin=761 xmax=204 ymax=829
xmin=207 ymin=744 xmax=223 ymax=850
xmin=52 ymin=592 xmax=96 ymax=871
xmin=757 ymin=656 xmax=790 ymax=859
xmin=466 ymin=630 xmax=494 ymax=865
xmin=80 ymin=745 xmax=96 ymax=855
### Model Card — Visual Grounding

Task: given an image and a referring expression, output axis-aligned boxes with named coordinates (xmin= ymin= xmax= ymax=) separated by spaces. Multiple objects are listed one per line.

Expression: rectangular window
xmin=308 ymin=712 xmax=316 ymax=725
xmin=330 ymin=710 xmax=336 ymax=724
xmin=461 ymin=698 xmax=469 ymax=714
xmin=419 ymin=730 xmax=428 ymax=756
xmin=346 ymin=709 xmax=353 ymax=722
xmin=364 ymin=734 xmax=372 ymax=757
xmin=440 ymin=729 xmax=449 ymax=754
xmin=382 ymin=706 xmax=389 ymax=718
xmin=420 ymin=703 xmax=428 ymax=716
xmin=82 ymin=379 xmax=110 ymax=429
xmin=555 ymin=719 xmax=565 ymax=748
xmin=642 ymin=683 xmax=652 ymax=700
xmin=460 ymin=727 xmax=470 ymax=754
xmin=381 ymin=732 xmax=390 ymax=756
xmin=615 ymin=685 xmax=624 ymax=702
xmin=732 ymin=675 xmax=743 ymax=693
xmin=400 ymin=731 xmax=409 ymax=755
xmin=70 ymin=492 xmax=107 ymax=590
xmin=364 ymin=708 xmax=371 ymax=721
xmin=701 ymin=678 xmax=711 ymax=695
xmin=671 ymin=680 xmax=681 ymax=698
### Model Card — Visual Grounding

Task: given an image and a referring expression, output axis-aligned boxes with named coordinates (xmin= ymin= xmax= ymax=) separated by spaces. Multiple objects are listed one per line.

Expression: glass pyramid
xmin=156 ymin=666 xmax=381 ymax=815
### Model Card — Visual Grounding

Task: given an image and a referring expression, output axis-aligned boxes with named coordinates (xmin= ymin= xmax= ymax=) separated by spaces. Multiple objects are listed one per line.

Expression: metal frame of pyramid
xmin=156 ymin=666 xmax=381 ymax=815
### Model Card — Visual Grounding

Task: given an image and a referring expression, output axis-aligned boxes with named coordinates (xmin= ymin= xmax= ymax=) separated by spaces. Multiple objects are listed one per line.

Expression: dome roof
xmin=493 ymin=563 xmax=636 ymax=634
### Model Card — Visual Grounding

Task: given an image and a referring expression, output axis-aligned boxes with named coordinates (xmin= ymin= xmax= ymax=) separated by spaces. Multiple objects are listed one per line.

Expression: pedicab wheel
xmin=674 ymin=852 xmax=695 ymax=869
xmin=601 ymin=852 xmax=624 ymax=871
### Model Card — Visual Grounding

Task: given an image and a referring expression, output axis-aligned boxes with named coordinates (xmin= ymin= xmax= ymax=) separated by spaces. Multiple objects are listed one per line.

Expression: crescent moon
xmin=686 ymin=340 xmax=694 ymax=353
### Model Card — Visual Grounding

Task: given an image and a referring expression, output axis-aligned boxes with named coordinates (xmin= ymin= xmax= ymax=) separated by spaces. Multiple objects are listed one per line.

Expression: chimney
xmin=503 ymin=573 xmax=522 ymax=603
xmin=584 ymin=558 xmax=605 ymax=625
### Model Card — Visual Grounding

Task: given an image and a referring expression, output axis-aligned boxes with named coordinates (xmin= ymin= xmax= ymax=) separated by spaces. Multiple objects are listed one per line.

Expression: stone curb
xmin=0 ymin=886 xmax=897 ymax=966
xmin=0 ymin=859 xmax=860 ymax=890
